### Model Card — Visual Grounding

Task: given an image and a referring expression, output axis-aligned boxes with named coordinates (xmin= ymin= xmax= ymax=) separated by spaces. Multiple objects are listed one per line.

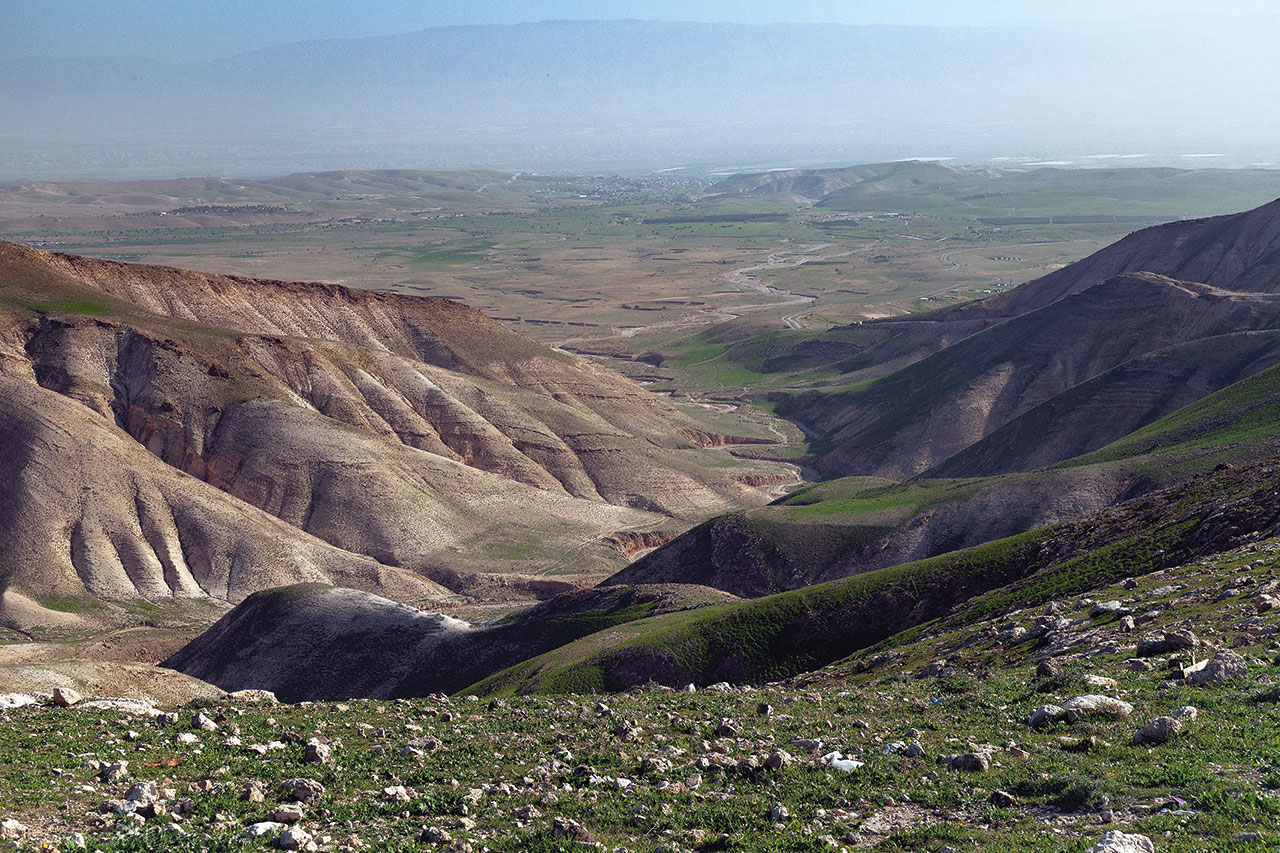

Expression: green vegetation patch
xmin=1060 ymin=362 xmax=1280 ymax=470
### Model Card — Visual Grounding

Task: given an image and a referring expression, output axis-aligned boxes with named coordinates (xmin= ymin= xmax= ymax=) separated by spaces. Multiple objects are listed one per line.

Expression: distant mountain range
xmin=3 ymin=18 xmax=1279 ymax=177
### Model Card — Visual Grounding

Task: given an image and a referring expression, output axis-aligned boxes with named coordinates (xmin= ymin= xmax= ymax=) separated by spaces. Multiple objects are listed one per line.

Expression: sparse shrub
xmin=1261 ymin=762 xmax=1280 ymax=790
xmin=1031 ymin=668 xmax=1089 ymax=695
xmin=935 ymin=672 xmax=979 ymax=694
xmin=1252 ymin=684 xmax=1280 ymax=704
xmin=1196 ymin=788 xmax=1280 ymax=819
xmin=1015 ymin=771 xmax=1112 ymax=812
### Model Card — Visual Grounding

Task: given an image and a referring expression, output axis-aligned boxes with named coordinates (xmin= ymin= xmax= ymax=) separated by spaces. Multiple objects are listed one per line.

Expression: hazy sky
xmin=3 ymin=0 xmax=1277 ymax=62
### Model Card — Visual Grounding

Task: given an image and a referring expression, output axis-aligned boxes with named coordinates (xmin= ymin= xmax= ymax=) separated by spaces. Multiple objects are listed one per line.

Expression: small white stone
xmin=245 ymin=821 xmax=285 ymax=838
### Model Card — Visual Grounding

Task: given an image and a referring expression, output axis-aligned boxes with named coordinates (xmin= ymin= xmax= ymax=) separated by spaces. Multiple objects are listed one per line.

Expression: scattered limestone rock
xmin=0 ymin=693 xmax=37 ymax=710
xmin=1063 ymin=695 xmax=1133 ymax=721
xmin=303 ymin=739 xmax=332 ymax=764
xmin=53 ymin=687 xmax=82 ymax=707
xmin=1085 ymin=830 xmax=1155 ymax=853
xmin=246 ymin=821 xmax=286 ymax=839
xmin=945 ymin=752 xmax=990 ymax=772
xmin=0 ymin=818 xmax=26 ymax=839
xmin=276 ymin=825 xmax=315 ymax=851
xmin=764 ymin=750 xmax=792 ymax=770
xmin=1036 ymin=658 xmax=1063 ymax=679
xmin=1172 ymin=705 xmax=1199 ymax=721
xmin=881 ymin=740 xmax=924 ymax=758
xmin=241 ymin=780 xmax=267 ymax=803
xmin=79 ymin=698 xmax=158 ymax=717
xmin=1028 ymin=705 xmax=1066 ymax=727
xmin=1057 ymin=735 xmax=1110 ymax=752
xmin=1137 ymin=630 xmax=1197 ymax=656
xmin=278 ymin=778 xmax=325 ymax=804
xmin=270 ymin=803 xmax=304 ymax=823
xmin=193 ymin=712 xmax=218 ymax=731
xmin=917 ymin=660 xmax=954 ymax=678
xmin=990 ymin=789 xmax=1018 ymax=807
xmin=1187 ymin=648 xmax=1248 ymax=686
xmin=419 ymin=826 xmax=452 ymax=844
xmin=224 ymin=689 xmax=278 ymax=703
xmin=124 ymin=781 xmax=158 ymax=803
xmin=713 ymin=719 xmax=742 ymax=737
xmin=97 ymin=761 xmax=129 ymax=783
xmin=1134 ymin=716 xmax=1183 ymax=745
xmin=552 ymin=816 xmax=596 ymax=843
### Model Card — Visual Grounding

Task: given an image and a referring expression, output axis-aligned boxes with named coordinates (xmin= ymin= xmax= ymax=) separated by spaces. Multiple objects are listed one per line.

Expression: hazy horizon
xmin=6 ymin=0 xmax=1280 ymax=62
xmin=3 ymin=5 xmax=1279 ymax=181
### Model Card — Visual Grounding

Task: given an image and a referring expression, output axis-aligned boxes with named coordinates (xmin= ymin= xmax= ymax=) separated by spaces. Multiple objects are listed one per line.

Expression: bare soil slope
xmin=0 ymin=241 xmax=772 ymax=628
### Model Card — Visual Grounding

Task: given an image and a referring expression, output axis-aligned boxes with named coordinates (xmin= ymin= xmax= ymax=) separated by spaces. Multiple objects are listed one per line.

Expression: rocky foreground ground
xmin=3 ymin=538 xmax=1280 ymax=852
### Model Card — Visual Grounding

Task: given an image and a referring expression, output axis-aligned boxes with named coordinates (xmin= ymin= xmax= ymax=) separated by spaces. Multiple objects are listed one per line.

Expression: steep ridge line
xmin=782 ymin=271 xmax=1280 ymax=480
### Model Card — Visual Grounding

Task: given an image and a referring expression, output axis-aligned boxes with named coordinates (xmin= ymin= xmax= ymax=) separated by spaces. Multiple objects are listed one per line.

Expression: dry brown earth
xmin=0 ymin=241 xmax=779 ymax=632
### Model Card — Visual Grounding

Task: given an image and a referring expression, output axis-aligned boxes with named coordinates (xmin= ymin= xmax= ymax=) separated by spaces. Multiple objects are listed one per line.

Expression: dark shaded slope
xmin=764 ymin=196 xmax=1280 ymax=388
xmin=783 ymin=274 xmax=1280 ymax=479
xmin=602 ymin=469 xmax=1129 ymax=599
xmin=964 ymin=196 xmax=1280 ymax=317
xmin=922 ymin=330 xmax=1280 ymax=479
xmin=162 ymin=584 xmax=735 ymax=701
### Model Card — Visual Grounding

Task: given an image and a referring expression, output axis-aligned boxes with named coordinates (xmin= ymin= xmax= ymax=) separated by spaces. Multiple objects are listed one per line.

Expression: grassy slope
xmin=607 ymin=359 xmax=1280 ymax=600
xmin=9 ymin=532 xmax=1280 ymax=853
xmin=469 ymin=446 xmax=1280 ymax=696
